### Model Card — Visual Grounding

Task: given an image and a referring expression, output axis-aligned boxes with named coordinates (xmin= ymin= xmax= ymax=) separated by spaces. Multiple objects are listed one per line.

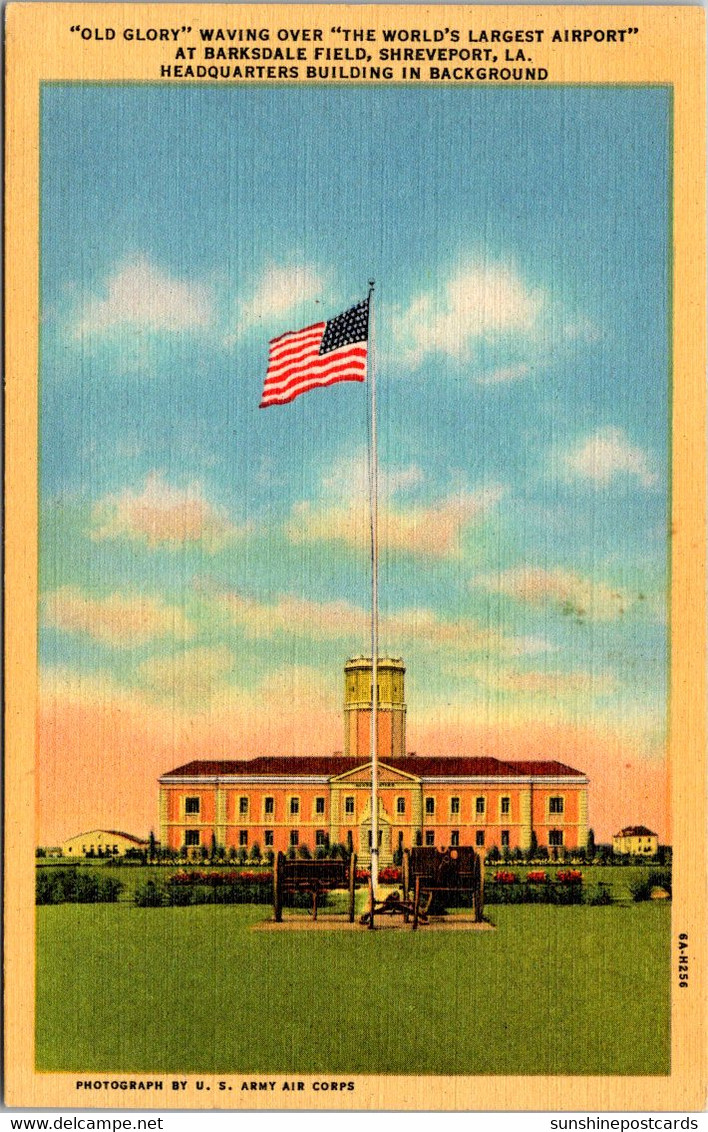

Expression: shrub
xmin=36 ymin=869 xmax=123 ymax=905
xmin=583 ymin=884 xmax=613 ymax=905
xmin=134 ymin=881 xmax=168 ymax=907
xmin=629 ymin=869 xmax=672 ymax=902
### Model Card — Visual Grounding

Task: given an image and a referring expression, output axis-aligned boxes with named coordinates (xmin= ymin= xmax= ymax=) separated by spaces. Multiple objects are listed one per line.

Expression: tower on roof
xmin=344 ymin=656 xmax=406 ymax=761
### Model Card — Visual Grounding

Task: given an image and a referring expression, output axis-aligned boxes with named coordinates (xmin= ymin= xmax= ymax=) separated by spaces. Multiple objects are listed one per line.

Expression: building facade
xmin=159 ymin=658 xmax=589 ymax=862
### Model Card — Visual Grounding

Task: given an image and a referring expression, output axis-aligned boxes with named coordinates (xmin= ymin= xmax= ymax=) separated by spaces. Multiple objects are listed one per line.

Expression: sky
xmin=39 ymin=83 xmax=671 ymax=843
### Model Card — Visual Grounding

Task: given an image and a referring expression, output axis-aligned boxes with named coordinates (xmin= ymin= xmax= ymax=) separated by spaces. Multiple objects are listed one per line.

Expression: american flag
xmin=260 ymin=298 xmax=369 ymax=408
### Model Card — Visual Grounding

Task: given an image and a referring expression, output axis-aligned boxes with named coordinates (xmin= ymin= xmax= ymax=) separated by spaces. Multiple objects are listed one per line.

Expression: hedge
xmin=36 ymin=869 xmax=123 ymax=904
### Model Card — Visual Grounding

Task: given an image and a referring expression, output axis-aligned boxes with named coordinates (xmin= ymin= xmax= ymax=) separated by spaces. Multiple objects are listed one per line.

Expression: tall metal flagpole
xmin=367 ymin=280 xmax=379 ymax=927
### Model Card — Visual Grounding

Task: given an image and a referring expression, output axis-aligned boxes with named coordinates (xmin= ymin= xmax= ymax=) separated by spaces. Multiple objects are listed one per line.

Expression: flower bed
xmin=355 ymin=867 xmax=402 ymax=884
xmin=483 ymin=869 xmax=612 ymax=906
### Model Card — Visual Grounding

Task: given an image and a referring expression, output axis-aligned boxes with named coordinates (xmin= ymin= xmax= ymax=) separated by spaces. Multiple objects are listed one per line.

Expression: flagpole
xmin=367 ymin=280 xmax=379 ymax=927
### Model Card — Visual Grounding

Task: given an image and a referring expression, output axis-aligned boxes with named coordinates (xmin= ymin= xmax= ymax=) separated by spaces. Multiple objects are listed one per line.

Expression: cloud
xmin=475 ymin=363 xmax=532 ymax=386
xmin=74 ymin=256 xmax=212 ymax=337
xmin=216 ymin=589 xmax=550 ymax=658
xmin=286 ymin=474 xmax=503 ymax=559
xmin=235 ymin=265 xmax=330 ymax=336
xmin=42 ymin=587 xmax=193 ymax=648
xmin=91 ymin=473 xmax=248 ymax=552
xmin=321 ymin=454 xmax=424 ymax=502
xmin=138 ymin=646 xmax=234 ymax=703
xmin=391 ymin=263 xmax=545 ymax=367
xmin=474 ymin=566 xmax=641 ymax=622
xmin=563 ymin=427 xmax=658 ymax=489
xmin=463 ymin=663 xmax=617 ymax=697
xmin=219 ymin=592 xmax=367 ymax=641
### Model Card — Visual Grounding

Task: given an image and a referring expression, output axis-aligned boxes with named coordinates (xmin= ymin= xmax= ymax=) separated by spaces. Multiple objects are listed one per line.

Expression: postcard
xmin=4 ymin=2 xmax=706 ymax=1112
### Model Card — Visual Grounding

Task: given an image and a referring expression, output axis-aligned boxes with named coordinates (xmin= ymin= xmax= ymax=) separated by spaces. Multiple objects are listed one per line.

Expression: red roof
xmin=161 ymin=755 xmax=586 ymax=780
xmin=615 ymin=825 xmax=657 ymax=837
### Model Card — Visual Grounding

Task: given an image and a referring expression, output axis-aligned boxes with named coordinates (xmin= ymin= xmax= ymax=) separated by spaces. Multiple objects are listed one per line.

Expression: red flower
xmin=493 ymin=870 xmax=518 ymax=884
xmin=557 ymin=869 xmax=583 ymax=883
xmin=378 ymin=867 xmax=402 ymax=884
xmin=526 ymin=871 xmax=548 ymax=883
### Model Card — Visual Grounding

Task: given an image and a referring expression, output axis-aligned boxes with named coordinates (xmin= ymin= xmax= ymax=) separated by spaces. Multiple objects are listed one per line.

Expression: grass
xmin=36 ymin=902 xmax=670 ymax=1076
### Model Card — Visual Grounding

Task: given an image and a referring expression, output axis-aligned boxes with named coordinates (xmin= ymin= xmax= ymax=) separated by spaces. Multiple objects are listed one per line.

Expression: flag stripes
xmin=260 ymin=300 xmax=369 ymax=407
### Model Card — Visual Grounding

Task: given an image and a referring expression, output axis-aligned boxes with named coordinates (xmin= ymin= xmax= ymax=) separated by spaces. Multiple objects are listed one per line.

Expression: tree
xmin=488 ymin=845 xmax=501 ymax=863
xmin=238 ymin=846 xmax=248 ymax=865
xmin=250 ymin=842 xmax=262 ymax=864
xmin=148 ymin=830 xmax=157 ymax=864
xmin=587 ymin=828 xmax=596 ymax=860
xmin=210 ymin=833 xmax=217 ymax=862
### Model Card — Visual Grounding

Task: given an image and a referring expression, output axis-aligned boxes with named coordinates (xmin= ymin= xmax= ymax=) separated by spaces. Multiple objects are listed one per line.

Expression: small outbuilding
xmin=60 ymin=830 xmax=149 ymax=858
xmin=612 ymin=825 xmax=659 ymax=856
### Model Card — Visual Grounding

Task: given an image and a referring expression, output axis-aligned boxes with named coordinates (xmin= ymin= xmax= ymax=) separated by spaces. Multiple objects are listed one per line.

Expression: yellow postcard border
xmin=4 ymin=3 xmax=706 ymax=1111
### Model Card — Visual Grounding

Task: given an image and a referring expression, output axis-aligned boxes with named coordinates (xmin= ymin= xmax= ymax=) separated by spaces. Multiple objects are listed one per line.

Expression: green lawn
xmin=36 ymin=903 xmax=670 ymax=1076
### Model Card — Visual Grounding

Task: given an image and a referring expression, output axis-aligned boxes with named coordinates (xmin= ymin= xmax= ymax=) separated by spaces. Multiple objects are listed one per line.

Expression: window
xmin=315 ymin=830 xmax=326 ymax=846
xmin=289 ymin=797 xmax=300 ymax=816
xmin=315 ymin=796 xmax=325 ymax=815
xmin=476 ymin=796 xmax=485 ymax=815
xmin=415 ymin=832 xmax=423 ymax=846
xmin=425 ymin=830 xmax=435 ymax=847
xmin=185 ymin=830 xmax=200 ymax=846
xmin=368 ymin=830 xmax=383 ymax=848
xmin=501 ymin=797 xmax=511 ymax=815
xmin=549 ymin=830 xmax=564 ymax=846
xmin=450 ymin=796 xmax=460 ymax=815
xmin=475 ymin=830 xmax=485 ymax=847
xmin=239 ymin=830 xmax=248 ymax=847
xmin=238 ymin=796 xmax=249 ymax=815
xmin=450 ymin=830 xmax=460 ymax=847
xmin=264 ymin=796 xmax=274 ymax=816
xmin=501 ymin=830 xmax=510 ymax=847
xmin=549 ymin=796 xmax=564 ymax=814
xmin=185 ymin=796 xmax=200 ymax=815
xmin=425 ymin=797 xmax=435 ymax=816
xmin=290 ymin=830 xmax=299 ymax=847
xmin=264 ymin=830 xmax=274 ymax=847
xmin=396 ymin=796 xmax=406 ymax=815
xmin=345 ymin=796 xmax=355 ymax=815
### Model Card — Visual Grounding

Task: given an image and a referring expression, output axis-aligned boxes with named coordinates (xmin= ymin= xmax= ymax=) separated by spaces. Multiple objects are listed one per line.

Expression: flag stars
xmin=320 ymin=299 xmax=370 ymax=356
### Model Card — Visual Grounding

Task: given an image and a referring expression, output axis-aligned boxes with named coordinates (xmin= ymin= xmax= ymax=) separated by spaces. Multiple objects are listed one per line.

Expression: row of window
xmin=182 ymin=828 xmax=567 ymax=848
xmin=182 ymin=794 xmax=567 ymax=818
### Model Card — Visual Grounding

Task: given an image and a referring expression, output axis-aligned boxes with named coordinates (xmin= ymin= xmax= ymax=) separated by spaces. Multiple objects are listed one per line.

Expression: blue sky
xmin=39 ymin=82 xmax=670 ymax=764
